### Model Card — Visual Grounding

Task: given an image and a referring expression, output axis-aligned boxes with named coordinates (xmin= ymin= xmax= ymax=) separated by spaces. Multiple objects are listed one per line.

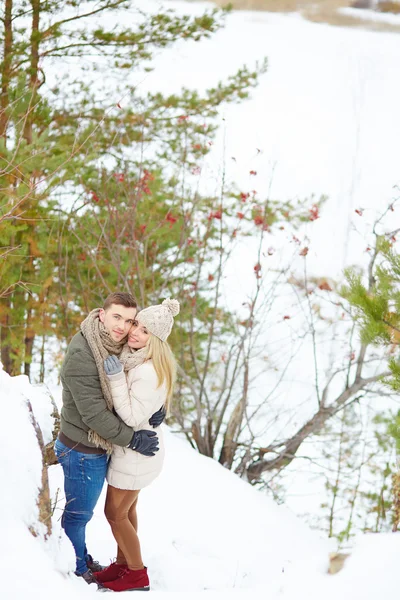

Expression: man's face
xmin=99 ymin=303 xmax=137 ymax=342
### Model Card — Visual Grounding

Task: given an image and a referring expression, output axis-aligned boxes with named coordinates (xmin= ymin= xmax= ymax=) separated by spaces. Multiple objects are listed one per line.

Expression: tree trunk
xmin=26 ymin=399 xmax=52 ymax=538
xmin=43 ymin=387 xmax=60 ymax=467
xmin=20 ymin=1 xmax=40 ymax=375
xmin=24 ymin=304 xmax=35 ymax=378
xmin=21 ymin=1 xmax=40 ymax=370
xmin=0 ymin=314 xmax=12 ymax=373
xmin=219 ymin=362 xmax=248 ymax=468
xmin=246 ymin=373 xmax=389 ymax=482
xmin=3 ymin=288 xmax=25 ymax=375
xmin=191 ymin=420 xmax=213 ymax=457
xmin=24 ymin=0 xmax=40 ymax=144
xmin=39 ymin=334 xmax=45 ymax=383
xmin=0 ymin=0 xmax=12 ymax=141
xmin=0 ymin=298 xmax=14 ymax=374
xmin=391 ymin=472 xmax=400 ymax=532
xmin=219 ymin=400 xmax=244 ymax=468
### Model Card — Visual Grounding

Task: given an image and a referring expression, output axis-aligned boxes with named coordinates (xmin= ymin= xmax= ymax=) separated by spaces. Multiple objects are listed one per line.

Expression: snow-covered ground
xmin=21 ymin=0 xmax=399 ymax=538
xmin=46 ymin=0 xmax=400 ymax=289
xmin=3 ymin=367 xmax=400 ymax=600
xmin=131 ymin=1 xmax=400 ymax=522
xmin=3 ymin=2 xmax=400 ymax=597
xmin=339 ymin=6 xmax=400 ymax=24
xmin=143 ymin=2 xmax=400 ymax=285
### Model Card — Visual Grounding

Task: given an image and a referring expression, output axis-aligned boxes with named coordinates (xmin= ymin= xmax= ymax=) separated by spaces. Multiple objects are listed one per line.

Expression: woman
xmin=95 ymin=298 xmax=179 ymax=592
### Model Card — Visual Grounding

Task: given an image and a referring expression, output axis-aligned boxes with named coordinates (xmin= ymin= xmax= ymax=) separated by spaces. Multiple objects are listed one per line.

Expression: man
xmin=55 ymin=292 xmax=165 ymax=584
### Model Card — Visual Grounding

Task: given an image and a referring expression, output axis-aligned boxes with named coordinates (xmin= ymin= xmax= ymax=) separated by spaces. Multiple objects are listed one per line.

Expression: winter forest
xmin=1 ymin=0 xmax=400 ymax=598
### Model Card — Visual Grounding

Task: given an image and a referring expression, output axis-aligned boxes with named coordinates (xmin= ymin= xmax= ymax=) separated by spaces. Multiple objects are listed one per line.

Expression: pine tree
xmin=342 ymin=234 xmax=400 ymax=390
xmin=0 ymin=0 xmax=267 ymax=375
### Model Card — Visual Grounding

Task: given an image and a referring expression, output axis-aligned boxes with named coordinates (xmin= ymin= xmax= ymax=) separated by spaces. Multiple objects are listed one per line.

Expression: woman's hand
xmin=127 ymin=430 xmax=159 ymax=456
xmin=104 ymin=355 xmax=123 ymax=376
xmin=149 ymin=405 xmax=166 ymax=428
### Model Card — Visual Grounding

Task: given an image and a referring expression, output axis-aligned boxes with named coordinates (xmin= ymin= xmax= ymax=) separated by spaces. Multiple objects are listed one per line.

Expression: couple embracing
xmin=55 ymin=292 xmax=179 ymax=592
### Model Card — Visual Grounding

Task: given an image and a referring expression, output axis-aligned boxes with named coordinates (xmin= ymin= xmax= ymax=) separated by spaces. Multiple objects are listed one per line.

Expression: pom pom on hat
xmin=137 ymin=297 xmax=180 ymax=342
xmin=162 ymin=298 xmax=180 ymax=317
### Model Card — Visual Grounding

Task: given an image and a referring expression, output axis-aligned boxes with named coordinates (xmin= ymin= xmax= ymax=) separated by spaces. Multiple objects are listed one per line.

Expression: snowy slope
xmin=340 ymin=7 xmax=400 ymax=24
xmin=1 ymin=366 xmax=329 ymax=598
xmin=3 ymin=366 xmax=400 ymax=600
xmin=141 ymin=2 xmax=400 ymax=525
xmin=0 ymin=369 xmax=89 ymax=600
xmin=139 ymin=2 xmax=400 ymax=287
xmin=43 ymin=0 xmax=400 ymax=288
xmin=3 ymin=2 xmax=400 ymax=598
xmin=64 ymin=430 xmax=330 ymax=592
xmin=132 ymin=2 xmax=400 ymax=524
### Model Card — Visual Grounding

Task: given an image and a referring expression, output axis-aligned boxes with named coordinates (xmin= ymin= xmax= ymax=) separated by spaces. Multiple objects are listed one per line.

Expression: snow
xmin=0 ymin=366 xmax=327 ymax=599
xmin=324 ymin=533 xmax=400 ymax=598
xmin=0 ymin=370 xmax=43 ymax=527
xmin=129 ymin=2 xmax=400 ymax=525
xmin=3 ymin=364 xmax=400 ymax=599
xmin=42 ymin=1 xmax=400 ymax=291
xmin=137 ymin=3 xmax=400 ymax=285
xmin=10 ymin=375 xmax=56 ymax=445
xmin=3 ymin=1 xmax=400 ymax=598
xmin=0 ymin=368 xmax=88 ymax=600
xmin=339 ymin=6 xmax=400 ymax=24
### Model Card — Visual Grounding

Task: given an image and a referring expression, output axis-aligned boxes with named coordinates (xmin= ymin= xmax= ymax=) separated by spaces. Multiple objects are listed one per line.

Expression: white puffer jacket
xmin=106 ymin=360 xmax=166 ymax=491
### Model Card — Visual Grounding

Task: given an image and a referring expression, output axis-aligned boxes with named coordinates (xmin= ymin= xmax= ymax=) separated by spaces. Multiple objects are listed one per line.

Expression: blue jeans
xmin=54 ymin=438 xmax=108 ymax=574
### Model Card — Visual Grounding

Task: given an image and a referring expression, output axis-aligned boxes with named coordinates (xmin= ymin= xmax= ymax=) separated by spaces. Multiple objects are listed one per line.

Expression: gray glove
xmin=104 ymin=355 xmax=123 ymax=376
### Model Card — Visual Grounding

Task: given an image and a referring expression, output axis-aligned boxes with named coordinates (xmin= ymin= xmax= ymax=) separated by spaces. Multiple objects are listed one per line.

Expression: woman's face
xmin=128 ymin=319 xmax=150 ymax=349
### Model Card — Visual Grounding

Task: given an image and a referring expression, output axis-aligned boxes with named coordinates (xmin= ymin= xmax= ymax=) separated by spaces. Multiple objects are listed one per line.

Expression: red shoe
xmin=94 ymin=561 xmax=127 ymax=584
xmin=102 ymin=566 xmax=150 ymax=592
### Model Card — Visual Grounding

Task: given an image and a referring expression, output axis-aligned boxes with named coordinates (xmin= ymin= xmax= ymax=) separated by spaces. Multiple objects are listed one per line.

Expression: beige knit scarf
xmin=119 ymin=344 xmax=149 ymax=372
xmin=80 ymin=308 xmax=126 ymax=453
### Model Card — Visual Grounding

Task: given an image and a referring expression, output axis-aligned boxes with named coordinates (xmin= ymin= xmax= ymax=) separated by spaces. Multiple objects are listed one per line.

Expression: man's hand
xmin=104 ymin=355 xmax=123 ymax=376
xmin=127 ymin=430 xmax=159 ymax=456
xmin=149 ymin=405 xmax=166 ymax=428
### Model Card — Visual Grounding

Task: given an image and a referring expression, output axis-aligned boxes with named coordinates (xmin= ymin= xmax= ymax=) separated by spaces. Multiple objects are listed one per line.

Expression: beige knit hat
xmin=137 ymin=298 xmax=180 ymax=342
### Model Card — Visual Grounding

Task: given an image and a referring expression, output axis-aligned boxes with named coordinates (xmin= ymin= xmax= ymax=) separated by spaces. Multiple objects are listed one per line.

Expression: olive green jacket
xmin=60 ymin=332 xmax=133 ymax=448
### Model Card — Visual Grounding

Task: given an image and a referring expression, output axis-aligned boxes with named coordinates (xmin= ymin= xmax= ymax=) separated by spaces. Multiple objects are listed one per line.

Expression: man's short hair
xmin=103 ymin=292 xmax=137 ymax=310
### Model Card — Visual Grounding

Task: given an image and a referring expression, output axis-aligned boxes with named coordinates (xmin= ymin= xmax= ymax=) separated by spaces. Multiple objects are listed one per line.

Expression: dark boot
xmin=102 ymin=567 xmax=150 ymax=592
xmin=86 ymin=554 xmax=105 ymax=573
xmin=75 ymin=569 xmax=99 ymax=585
xmin=94 ymin=562 xmax=128 ymax=584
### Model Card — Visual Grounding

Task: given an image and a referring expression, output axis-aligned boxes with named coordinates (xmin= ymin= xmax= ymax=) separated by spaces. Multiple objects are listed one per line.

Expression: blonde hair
xmin=146 ymin=334 xmax=177 ymax=411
